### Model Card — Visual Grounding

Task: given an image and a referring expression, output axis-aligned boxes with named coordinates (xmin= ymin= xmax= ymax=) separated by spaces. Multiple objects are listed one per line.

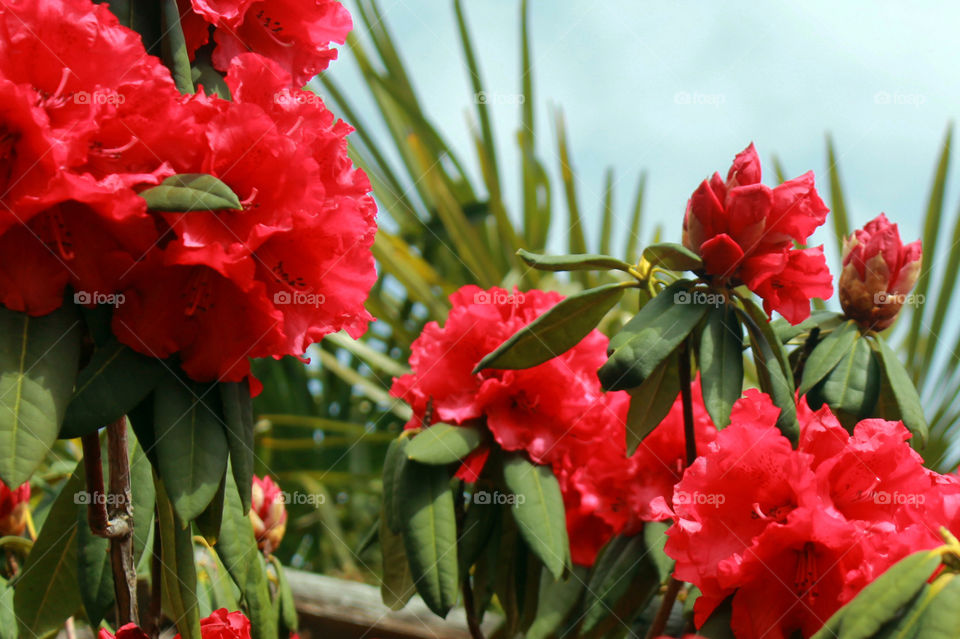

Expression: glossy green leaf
xmin=268 ymin=557 xmax=298 ymax=633
xmin=908 ymin=573 xmax=960 ymax=638
xmin=502 ymin=453 xmax=569 ymax=580
xmin=771 ymin=310 xmax=845 ymax=345
xmin=642 ymin=242 xmax=703 ymax=271
xmin=825 ymin=134 xmax=851 ymax=252
xmin=579 ymin=533 xmax=648 ymax=632
xmin=398 ymin=460 xmax=458 ymax=617
xmin=458 ymin=496 xmax=499 ymax=574
xmin=140 ymin=173 xmax=240 ymax=211
xmin=0 ymin=303 xmax=81 ymax=486
xmin=809 ymin=336 xmax=880 ymax=421
xmin=220 ymin=380 xmax=254 ymax=513
xmin=76 ymin=506 xmax=113 ymax=626
xmin=698 ymin=303 xmax=744 ymax=427
xmin=625 ymin=352 xmax=680 ymax=454
xmin=643 ymin=520 xmax=675 ymax=585
xmin=475 ymin=282 xmax=626 ymax=372
xmin=0 ymin=577 xmax=15 ymax=639
xmin=799 ymin=320 xmax=860 ymax=395
xmin=217 ymin=468 xmax=277 ymax=639
xmin=406 ymin=423 xmax=483 ymax=465
xmin=526 ymin=567 xmax=586 ymax=639
xmin=14 ymin=464 xmax=83 ymax=638
xmin=60 ymin=339 xmax=164 ymax=439
xmin=382 ymin=437 xmax=410 ymax=534
xmin=599 ymin=280 xmax=706 ymax=391
xmin=194 ymin=472 xmax=226 ymax=544
xmin=874 ymin=336 xmax=929 ymax=446
xmin=379 ymin=508 xmax=416 ymax=610
xmin=811 ymin=548 xmax=943 ymax=639
xmin=516 ymin=248 xmax=632 ymax=273
xmin=156 ymin=478 xmax=202 ymax=639
xmin=153 ymin=376 xmax=229 ymax=523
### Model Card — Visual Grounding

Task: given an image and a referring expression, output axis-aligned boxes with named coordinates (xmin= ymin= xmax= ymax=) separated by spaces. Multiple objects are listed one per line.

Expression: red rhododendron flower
xmin=0 ymin=479 xmax=30 ymax=536
xmin=195 ymin=608 xmax=252 ymax=639
xmin=178 ymin=0 xmax=352 ymax=87
xmin=0 ymin=0 xmax=174 ymax=315
xmin=391 ymin=286 xmax=719 ymax=565
xmin=838 ymin=213 xmax=922 ymax=330
xmin=99 ymin=623 xmax=150 ymax=639
xmin=682 ymin=144 xmax=833 ymax=324
xmin=108 ymin=54 xmax=376 ymax=386
xmin=250 ymin=475 xmax=288 ymax=553
xmin=664 ymin=391 xmax=949 ymax=639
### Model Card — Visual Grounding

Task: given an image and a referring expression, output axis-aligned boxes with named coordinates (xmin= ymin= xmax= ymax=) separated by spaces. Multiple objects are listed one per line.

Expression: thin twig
xmin=106 ymin=418 xmax=138 ymax=625
xmin=80 ymin=432 xmax=109 ymax=534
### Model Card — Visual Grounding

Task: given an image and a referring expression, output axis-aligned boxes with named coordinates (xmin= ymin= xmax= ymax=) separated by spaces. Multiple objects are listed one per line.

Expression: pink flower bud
xmin=0 ymin=480 xmax=30 ymax=536
xmin=249 ymin=475 xmax=287 ymax=553
xmin=839 ymin=214 xmax=922 ymax=330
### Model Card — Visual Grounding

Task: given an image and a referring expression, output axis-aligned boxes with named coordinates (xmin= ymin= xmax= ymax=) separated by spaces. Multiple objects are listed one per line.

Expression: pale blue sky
xmin=326 ymin=0 xmax=959 ymax=272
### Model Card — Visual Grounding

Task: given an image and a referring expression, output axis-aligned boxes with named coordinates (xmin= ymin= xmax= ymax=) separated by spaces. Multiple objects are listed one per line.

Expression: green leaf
xmin=501 ymin=453 xmax=569 ymax=580
xmin=643 ymin=521 xmax=675 ymax=585
xmin=406 ymin=423 xmax=483 ymax=465
xmin=129 ymin=430 xmax=156 ymax=562
xmin=0 ymin=304 xmax=81 ymax=486
xmin=139 ymin=173 xmax=241 ymax=211
xmin=398 ymin=460 xmax=459 ymax=617
xmin=59 ymin=339 xmax=164 ymax=439
xmin=526 ymin=567 xmax=586 ymax=639
xmin=268 ymin=557 xmax=298 ymax=634
xmin=458 ymin=496 xmax=499 ymax=574
xmin=771 ymin=310 xmax=845 ymax=345
xmin=698 ymin=303 xmax=744 ymax=427
xmin=382 ymin=437 xmax=409 ymax=534
xmin=825 ymin=134 xmax=851 ymax=253
xmin=194 ymin=472 xmax=226 ymax=544
xmin=579 ymin=533 xmax=648 ymax=632
xmin=379 ymin=508 xmax=416 ymax=610
xmin=516 ymin=248 xmax=632 ymax=273
xmin=153 ymin=376 xmax=229 ymax=523
xmin=14 ymin=464 xmax=83 ymax=638
xmin=809 ymin=335 xmax=880 ymax=422
xmin=799 ymin=320 xmax=860 ymax=395
xmin=599 ymin=280 xmax=706 ymax=391
xmin=217 ymin=468 xmax=277 ymax=639
xmin=220 ymin=381 xmax=255 ymax=513
xmin=0 ymin=577 xmax=15 ymax=639
xmin=909 ymin=573 xmax=960 ymax=638
xmin=737 ymin=302 xmax=799 ymax=443
xmin=874 ymin=336 xmax=929 ymax=447
xmin=625 ymin=353 xmax=681 ymax=454
xmin=156 ymin=478 xmax=202 ymax=639
xmin=811 ymin=548 xmax=943 ymax=639
xmin=625 ymin=172 xmax=647 ymax=262
xmin=642 ymin=242 xmax=703 ymax=271
xmin=76 ymin=506 xmax=113 ymax=626
xmin=475 ymin=282 xmax=626 ymax=372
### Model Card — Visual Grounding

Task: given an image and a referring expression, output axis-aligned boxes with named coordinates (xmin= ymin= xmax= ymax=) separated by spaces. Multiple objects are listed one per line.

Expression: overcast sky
xmin=325 ymin=0 xmax=959 ymax=271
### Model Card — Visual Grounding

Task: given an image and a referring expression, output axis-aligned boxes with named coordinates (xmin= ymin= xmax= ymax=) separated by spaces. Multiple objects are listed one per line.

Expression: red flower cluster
xmin=682 ymin=144 xmax=833 ymax=324
xmin=0 ymin=479 xmax=30 ymax=536
xmin=100 ymin=609 xmax=251 ymax=639
xmin=663 ymin=391 xmax=952 ymax=639
xmin=179 ymin=0 xmax=353 ymax=87
xmin=390 ymin=286 xmax=717 ymax=565
xmin=0 ymin=0 xmax=376 ymax=388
